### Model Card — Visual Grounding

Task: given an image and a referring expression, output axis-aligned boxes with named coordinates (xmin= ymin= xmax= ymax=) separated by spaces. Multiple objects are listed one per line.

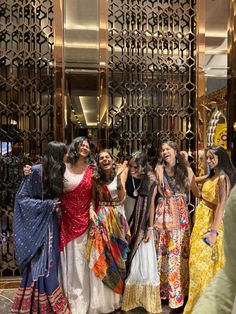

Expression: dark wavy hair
xmin=67 ymin=137 xmax=94 ymax=165
xmin=42 ymin=141 xmax=67 ymax=199
xmin=207 ymin=146 xmax=236 ymax=188
xmin=93 ymin=149 xmax=116 ymax=185
xmin=129 ymin=151 xmax=153 ymax=196
xmin=161 ymin=141 xmax=190 ymax=193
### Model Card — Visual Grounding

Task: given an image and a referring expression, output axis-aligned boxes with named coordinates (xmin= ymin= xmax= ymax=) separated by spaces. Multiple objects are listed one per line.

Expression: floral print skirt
xmin=154 ymin=195 xmax=190 ymax=309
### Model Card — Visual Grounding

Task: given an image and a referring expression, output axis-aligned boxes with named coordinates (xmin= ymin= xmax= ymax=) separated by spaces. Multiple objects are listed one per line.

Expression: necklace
xmin=132 ymin=176 xmax=141 ymax=197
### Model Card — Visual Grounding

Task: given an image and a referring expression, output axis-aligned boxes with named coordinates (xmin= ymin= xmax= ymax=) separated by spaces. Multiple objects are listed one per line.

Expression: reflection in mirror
xmin=197 ymin=0 xmax=229 ymax=153
xmin=62 ymin=0 xmax=106 ymax=146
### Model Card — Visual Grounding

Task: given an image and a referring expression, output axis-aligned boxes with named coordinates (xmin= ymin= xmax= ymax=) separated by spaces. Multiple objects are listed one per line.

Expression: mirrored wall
xmin=197 ymin=0 xmax=230 ymax=154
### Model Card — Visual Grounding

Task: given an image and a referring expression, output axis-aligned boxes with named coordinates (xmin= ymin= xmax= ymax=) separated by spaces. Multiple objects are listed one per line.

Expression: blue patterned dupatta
xmin=12 ymin=164 xmax=71 ymax=314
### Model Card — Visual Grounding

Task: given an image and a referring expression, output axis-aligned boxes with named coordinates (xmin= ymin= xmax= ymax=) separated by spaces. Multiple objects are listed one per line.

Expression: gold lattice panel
xmin=108 ymin=0 xmax=196 ymax=161
xmin=0 ymin=0 xmax=54 ymax=277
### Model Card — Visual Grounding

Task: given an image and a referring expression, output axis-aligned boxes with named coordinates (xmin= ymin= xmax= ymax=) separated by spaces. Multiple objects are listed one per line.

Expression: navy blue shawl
xmin=13 ymin=164 xmax=54 ymax=280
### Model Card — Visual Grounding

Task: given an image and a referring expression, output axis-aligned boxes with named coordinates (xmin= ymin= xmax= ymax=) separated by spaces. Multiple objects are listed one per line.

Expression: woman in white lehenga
xmin=86 ymin=150 xmax=130 ymax=313
xmin=59 ymin=137 xmax=94 ymax=314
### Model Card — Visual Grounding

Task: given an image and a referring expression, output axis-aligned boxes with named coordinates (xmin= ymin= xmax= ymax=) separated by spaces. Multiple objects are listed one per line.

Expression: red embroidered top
xmin=59 ymin=166 xmax=93 ymax=251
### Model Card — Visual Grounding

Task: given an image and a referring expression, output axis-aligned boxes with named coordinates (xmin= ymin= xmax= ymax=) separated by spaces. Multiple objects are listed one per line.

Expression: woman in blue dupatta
xmin=11 ymin=141 xmax=71 ymax=314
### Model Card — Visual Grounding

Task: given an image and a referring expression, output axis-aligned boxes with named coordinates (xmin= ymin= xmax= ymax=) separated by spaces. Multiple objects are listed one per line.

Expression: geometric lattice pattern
xmin=0 ymin=0 xmax=54 ymax=277
xmin=108 ymin=0 xmax=196 ymax=161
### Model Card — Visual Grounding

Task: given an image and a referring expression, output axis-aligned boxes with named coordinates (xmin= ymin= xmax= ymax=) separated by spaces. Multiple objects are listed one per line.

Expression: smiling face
xmin=206 ymin=150 xmax=219 ymax=170
xmin=161 ymin=143 xmax=177 ymax=165
xmin=98 ymin=151 xmax=113 ymax=171
xmin=78 ymin=140 xmax=90 ymax=158
xmin=129 ymin=159 xmax=139 ymax=177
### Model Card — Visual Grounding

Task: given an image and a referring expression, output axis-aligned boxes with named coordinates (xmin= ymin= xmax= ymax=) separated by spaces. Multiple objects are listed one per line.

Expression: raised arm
xmin=187 ymin=167 xmax=201 ymax=198
xmin=117 ymin=162 xmax=128 ymax=203
xmin=195 ymin=174 xmax=209 ymax=184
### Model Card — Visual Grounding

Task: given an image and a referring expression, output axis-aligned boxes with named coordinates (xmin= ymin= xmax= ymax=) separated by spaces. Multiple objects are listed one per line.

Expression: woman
xmin=59 ymin=137 xmax=94 ymax=314
xmin=145 ymin=141 xmax=200 ymax=310
xmin=192 ymin=185 xmax=236 ymax=314
xmin=123 ymin=153 xmax=143 ymax=222
xmin=122 ymin=151 xmax=161 ymax=313
xmin=125 ymin=152 xmax=156 ymax=258
xmin=184 ymin=146 xmax=236 ymax=314
xmin=86 ymin=149 xmax=130 ymax=314
xmin=12 ymin=141 xmax=71 ymax=314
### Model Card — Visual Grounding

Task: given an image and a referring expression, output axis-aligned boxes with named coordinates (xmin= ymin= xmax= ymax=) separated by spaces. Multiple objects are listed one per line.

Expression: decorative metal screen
xmin=108 ymin=0 xmax=196 ymax=162
xmin=0 ymin=0 xmax=54 ymax=277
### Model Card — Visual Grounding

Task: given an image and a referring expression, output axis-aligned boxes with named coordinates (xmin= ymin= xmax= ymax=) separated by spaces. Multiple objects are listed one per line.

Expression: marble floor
xmin=0 ymin=288 xmax=182 ymax=314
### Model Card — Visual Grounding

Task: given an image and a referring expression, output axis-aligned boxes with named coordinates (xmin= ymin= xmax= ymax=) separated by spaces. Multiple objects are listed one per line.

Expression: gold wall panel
xmin=108 ymin=0 xmax=196 ymax=160
xmin=0 ymin=0 xmax=54 ymax=277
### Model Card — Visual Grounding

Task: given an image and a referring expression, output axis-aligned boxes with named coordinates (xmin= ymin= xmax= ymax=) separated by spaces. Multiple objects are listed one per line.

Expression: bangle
xmin=147 ymin=226 xmax=153 ymax=230
xmin=208 ymin=228 xmax=218 ymax=236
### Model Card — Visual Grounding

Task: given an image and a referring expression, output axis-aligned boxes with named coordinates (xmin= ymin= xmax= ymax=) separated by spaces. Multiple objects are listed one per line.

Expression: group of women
xmin=11 ymin=137 xmax=236 ymax=314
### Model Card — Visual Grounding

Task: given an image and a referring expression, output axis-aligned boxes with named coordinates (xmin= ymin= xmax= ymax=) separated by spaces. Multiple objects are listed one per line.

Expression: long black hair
xmin=161 ymin=141 xmax=190 ymax=193
xmin=129 ymin=151 xmax=153 ymax=196
xmin=43 ymin=141 xmax=67 ymax=199
xmin=67 ymin=136 xmax=94 ymax=165
xmin=207 ymin=146 xmax=236 ymax=188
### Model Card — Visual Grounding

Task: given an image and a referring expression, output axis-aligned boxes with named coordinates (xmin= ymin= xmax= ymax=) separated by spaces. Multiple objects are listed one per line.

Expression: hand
xmin=148 ymin=172 xmax=157 ymax=182
xmin=143 ymin=229 xmax=152 ymax=243
xmin=89 ymin=208 xmax=98 ymax=224
xmin=180 ymin=151 xmax=188 ymax=161
xmin=53 ymin=201 xmax=61 ymax=213
xmin=203 ymin=231 xmax=217 ymax=247
xmin=23 ymin=165 xmax=32 ymax=176
xmin=117 ymin=161 xmax=128 ymax=177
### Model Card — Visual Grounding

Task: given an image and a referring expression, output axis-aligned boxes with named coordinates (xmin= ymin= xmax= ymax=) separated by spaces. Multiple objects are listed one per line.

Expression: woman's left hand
xmin=203 ymin=231 xmax=217 ymax=247
xmin=117 ymin=161 xmax=128 ymax=177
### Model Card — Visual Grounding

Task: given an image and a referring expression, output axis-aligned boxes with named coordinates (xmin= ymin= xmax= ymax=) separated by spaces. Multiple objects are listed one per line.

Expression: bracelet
xmin=147 ymin=226 xmax=153 ymax=230
xmin=207 ymin=228 xmax=218 ymax=236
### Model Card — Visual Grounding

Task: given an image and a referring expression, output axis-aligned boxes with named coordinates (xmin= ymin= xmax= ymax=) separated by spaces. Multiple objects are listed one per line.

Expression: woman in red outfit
xmin=59 ymin=137 xmax=94 ymax=314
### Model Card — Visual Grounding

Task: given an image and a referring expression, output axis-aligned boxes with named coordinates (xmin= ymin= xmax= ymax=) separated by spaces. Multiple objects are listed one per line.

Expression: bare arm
xmin=89 ymin=183 xmax=98 ymax=223
xmin=117 ymin=163 xmax=127 ymax=203
xmin=188 ymin=167 xmax=201 ymax=198
xmin=204 ymin=175 xmax=229 ymax=246
xmin=195 ymin=174 xmax=209 ymax=184
xmin=155 ymin=164 xmax=163 ymax=188
xmin=211 ymin=175 xmax=229 ymax=231
xmin=144 ymin=185 xmax=157 ymax=243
